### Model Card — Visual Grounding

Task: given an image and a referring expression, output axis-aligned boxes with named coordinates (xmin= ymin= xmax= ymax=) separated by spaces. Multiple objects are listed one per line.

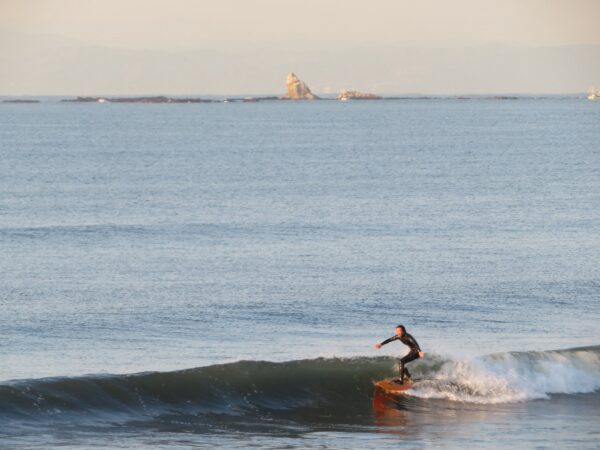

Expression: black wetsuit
xmin=379 ymin=332 xmax=422 ymax=381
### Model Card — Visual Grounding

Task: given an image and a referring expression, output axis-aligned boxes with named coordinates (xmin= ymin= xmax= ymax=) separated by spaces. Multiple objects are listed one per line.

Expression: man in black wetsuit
xmin=375 ymin=325 xmax=425 ymax=384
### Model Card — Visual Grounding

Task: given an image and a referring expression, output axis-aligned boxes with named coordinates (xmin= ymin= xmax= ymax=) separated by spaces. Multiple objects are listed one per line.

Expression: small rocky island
xmin=17 ymin=73 xmax=551 ymax=105
xmin=62 ymin=73 xmax=322 ymax=103
xmin=281 ymin=73 xmax=319 ymax=100
xmin=2 ymin=99 xmax=40 ymax=103
xmin=61 ymin=96 xmax=217 ymax=104
xmin=62 ymin=74 xmax=387 ymax=103
xmin=336 ymin=90 xmax=382 ymax=100
xmin=55 ymin=73 xmax=528 ymax=103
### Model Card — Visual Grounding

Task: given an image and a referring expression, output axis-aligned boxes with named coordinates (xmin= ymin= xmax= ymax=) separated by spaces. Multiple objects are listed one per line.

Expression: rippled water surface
xmin=1 ymin=98 xmax=599 ymax=448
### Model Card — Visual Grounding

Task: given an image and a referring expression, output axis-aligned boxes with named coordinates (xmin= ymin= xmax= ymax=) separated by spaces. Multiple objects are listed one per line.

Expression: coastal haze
xmin=1 ymin=1 xmax=600 ymax=449
xmin=1 ymin=0 xmax=600 ymax=95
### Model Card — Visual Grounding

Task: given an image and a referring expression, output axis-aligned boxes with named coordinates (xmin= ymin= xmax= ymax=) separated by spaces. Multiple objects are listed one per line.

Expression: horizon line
xmin=0 ymin=92 xmax=590 ymax=99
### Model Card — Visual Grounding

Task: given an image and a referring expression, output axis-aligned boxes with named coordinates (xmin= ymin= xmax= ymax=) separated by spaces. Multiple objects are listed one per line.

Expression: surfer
xmin=375 ymin=325 xmax=424 ymax=384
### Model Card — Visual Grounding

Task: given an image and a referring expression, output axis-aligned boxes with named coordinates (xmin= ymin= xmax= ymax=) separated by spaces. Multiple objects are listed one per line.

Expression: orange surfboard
xmin=374 ymin=378 xmax=414 ymax=394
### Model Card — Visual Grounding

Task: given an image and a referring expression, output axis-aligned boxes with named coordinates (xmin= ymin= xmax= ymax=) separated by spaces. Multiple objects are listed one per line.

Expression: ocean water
xmin=0 ymin=98 xmax=599 ymax=448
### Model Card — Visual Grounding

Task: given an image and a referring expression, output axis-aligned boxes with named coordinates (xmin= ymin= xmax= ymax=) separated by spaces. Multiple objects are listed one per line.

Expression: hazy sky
xmin=1 ymin=0 xmax=599 ymax=95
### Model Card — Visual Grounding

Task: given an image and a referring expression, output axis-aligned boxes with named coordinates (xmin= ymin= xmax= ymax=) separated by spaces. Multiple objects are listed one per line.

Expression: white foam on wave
xmin=408 ymin=347 xmax=600 ymax=403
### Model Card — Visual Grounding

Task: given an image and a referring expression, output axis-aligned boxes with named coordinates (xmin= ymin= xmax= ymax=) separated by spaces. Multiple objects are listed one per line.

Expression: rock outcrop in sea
xmin=61 ymin=96 xmax=217 ymax=104
xmin=281 ymin=73 xmax=318 ymax=100
xmin=336 ymin=90 xmax=382 ymax=100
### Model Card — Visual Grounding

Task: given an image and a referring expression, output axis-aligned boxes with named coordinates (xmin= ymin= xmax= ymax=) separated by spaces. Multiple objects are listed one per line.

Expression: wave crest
xmin=408 ymin=346 xmax=600 ymax=403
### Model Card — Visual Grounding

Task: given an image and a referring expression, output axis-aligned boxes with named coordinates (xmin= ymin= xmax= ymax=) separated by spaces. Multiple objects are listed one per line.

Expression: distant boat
xmin=587 ymin=86 xmax=599 ymax=100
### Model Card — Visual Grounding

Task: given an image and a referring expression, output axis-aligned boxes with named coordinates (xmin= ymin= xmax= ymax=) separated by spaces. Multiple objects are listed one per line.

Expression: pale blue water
xmin=0 ymin=99 xmax=599 ymax=448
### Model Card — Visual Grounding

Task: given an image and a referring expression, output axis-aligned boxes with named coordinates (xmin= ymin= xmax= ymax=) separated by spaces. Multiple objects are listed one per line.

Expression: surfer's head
xmin=395 ymin=325 xmax=406 ymax=336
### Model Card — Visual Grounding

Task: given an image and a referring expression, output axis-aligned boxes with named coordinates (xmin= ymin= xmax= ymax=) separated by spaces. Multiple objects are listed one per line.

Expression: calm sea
xmin=1 ymin=98 xmax=599 ymax=448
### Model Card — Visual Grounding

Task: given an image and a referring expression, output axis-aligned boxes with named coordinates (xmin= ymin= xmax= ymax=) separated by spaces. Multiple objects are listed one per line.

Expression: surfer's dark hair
xmin=396 ymin=325 xmax=406 ymax=332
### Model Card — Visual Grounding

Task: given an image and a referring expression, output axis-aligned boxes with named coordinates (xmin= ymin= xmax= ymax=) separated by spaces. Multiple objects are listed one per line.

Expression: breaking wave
xmin=407 ymin=345 xmax=600 ymax=403
xmin=1 ymin=346 xmax=598 ymax=428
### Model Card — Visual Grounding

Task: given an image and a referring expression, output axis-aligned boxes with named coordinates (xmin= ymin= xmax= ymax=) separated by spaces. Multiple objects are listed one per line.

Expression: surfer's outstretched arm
xmin=374 ymin=336 xmax=398 ymax=349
